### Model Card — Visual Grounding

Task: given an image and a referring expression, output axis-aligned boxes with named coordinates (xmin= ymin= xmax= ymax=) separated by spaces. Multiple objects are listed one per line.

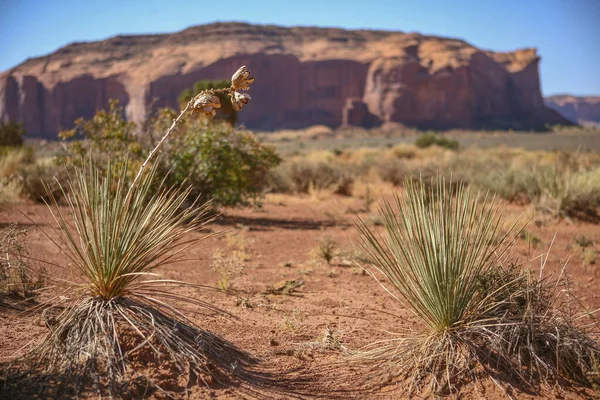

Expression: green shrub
xmin=415 ymin=132 xmax=459 ymax=150
xmin=58 ymin=101 xmax=280 ymax=207
xmin=57 ymin=100 xmax=142 ymax=179
xmin=414 ymin=132 xmax=437 ymax=148
xmin=162 ymin=120 xmax=281 ymax=206
xmin=0 ymin=121 xmax=25 ymax=147
xmin=358 ymin=178 xmax=515 ymax=333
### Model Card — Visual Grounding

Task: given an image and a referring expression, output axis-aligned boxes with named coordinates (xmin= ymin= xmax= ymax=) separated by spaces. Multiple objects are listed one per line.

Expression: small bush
xmin=0 ymin=224 xmax=44 ymax=303
xmin=334 ymin=174 xmax=354 ymax=196
xmin=391 ymin=143 xmax=417 ymax=159
xmin=18 ymin=159 xmax=65 ymax=203
xmin=574 ymin=235 xmax=593 ymax=248
xmin=0 ymin=147 xmax=34 ymax=177
xmin=57 ymin=100 xmax=143 ymax=177
xmin=0 ymin=179 xmax=21 ymax=208
xmin=0 ymin=148 xmax=31 ymax=207
xmin=58 ymin=101 xmax=280 ymax=207
xmin=537 ymin=164 xmax=600 ymax=218
xmin=311 ymin=236 xmax=337 ymax=265
xmin=377 ymin=157 xmax=408 ymax=186
xmin=415 ymin=132 xmax=459 ymax=150
xmin=271 ymin=159 xmax=354 ymax=195
xmin=211 ymin=251 xmax=245 ymax=292
xmin=0 ymin=121 xmax=25 ymax=147
xmin=583 ymin=248 xmax=597 ymax=266
xmin=162 ymin=121 xmax=281 ymax=206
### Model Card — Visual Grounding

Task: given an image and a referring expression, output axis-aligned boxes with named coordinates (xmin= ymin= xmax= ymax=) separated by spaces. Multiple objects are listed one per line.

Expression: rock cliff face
xmin=545 ymin=95 xmax=600 ymax=126
xmin=0 ymin=22 xmax=572 ymax=139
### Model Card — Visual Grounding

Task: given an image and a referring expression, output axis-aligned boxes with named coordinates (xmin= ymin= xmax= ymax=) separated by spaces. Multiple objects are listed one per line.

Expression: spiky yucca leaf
xmin=45 ymin=161 xmax=214 ymax=301
xmin=358 ymin=177 xmax=518 ymax=332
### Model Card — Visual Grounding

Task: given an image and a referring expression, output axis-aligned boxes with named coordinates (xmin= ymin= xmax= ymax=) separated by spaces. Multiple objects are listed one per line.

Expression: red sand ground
xmin=1 ymin=193 xmax=600 ymax=399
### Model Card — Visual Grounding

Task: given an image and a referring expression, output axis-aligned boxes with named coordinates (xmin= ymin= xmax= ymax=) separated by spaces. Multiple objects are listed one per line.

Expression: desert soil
xmin=1 ymin=192 xmax=600 ymax=399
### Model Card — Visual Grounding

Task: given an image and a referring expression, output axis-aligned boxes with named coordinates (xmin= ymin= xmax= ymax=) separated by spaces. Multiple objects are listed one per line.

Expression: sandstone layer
xmin=0 ymin=22 xmax=572 ymax=138
xmin=545 ymin=95 xmax=600 ymax=126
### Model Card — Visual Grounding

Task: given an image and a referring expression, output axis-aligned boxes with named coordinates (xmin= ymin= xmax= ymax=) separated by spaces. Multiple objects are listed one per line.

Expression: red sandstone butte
xmin=0 ymin=22 xmax=572 ymax=139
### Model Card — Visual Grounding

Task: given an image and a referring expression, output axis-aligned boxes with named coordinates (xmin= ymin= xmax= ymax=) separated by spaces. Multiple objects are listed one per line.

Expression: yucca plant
xmin=19 ymin=161 xmax=255 ymax=395
xmin=15 ymin=66 xmax=259 ymax=396
xmin=358 ymin=178 xmax=517 ymax=333
xmin=355 ymin=177 xmax=600 ymax=395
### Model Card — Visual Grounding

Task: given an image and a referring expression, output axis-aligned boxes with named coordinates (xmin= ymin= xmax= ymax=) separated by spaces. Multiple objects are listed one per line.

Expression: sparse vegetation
xmin=281 ymin=308 xmax=305 ymax=333
xmin=211 ymin=250 xmax=245 ymax=292
xmin=268 ymin=143 xmax=600 ymax=220
xmin=2 ymin=63 xmax=600 ymax=400
xmin=575 ymin=235 xmax=594 ymax=248
xmin=0 ymin=148 xmax=30 ymax=207
xmin=584 ymin=248 xmax=597 ymax=266
xmin=0 ymin=223 xmax=44 ymax=305
xmin=311 ymin=236 xmax=337 ymax=265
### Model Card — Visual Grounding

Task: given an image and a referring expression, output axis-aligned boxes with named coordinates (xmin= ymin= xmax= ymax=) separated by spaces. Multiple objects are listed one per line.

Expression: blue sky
xmin=1 ymin=0 xmax=599 ymax=96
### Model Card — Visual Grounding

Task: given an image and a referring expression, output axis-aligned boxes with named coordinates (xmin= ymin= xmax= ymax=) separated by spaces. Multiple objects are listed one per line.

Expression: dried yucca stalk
xmin=132 ymin=66 xmax=254 ymax=187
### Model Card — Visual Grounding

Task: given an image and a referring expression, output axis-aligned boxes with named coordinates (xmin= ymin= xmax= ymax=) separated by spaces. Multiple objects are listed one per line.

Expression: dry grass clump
xmin=310 ymin=236 xmax=337 ymax=265
xmin=537 ymin=164 xmax=600 ymax=218
xmin=0 ymin=179 xmax=21 ymax=208
xmin=0 ymin=223 xmax=44 ymax=308
xmin=0 ymin=148 xmax=63 ymax=205
xmin=269 ymin=159 xmax=354 ymax=196
xmin=211 ymin=251 xmax=245 ymax=292
xmin=377 ymin=156 xmax=408 ymax=186
xmin=355 ymin=177 xmax=600 ymax=396
xmin=0 ymin=148 xmax=30 ymax=207
xmin=18 ymin=158 xmax=65 ymax=203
